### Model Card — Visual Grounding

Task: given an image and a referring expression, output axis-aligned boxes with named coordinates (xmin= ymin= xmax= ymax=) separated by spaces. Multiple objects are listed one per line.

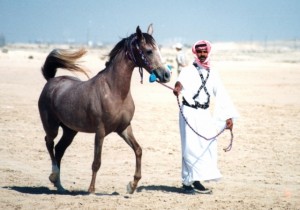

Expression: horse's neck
xmin=103 ymin=52 xmax=135 ymax=98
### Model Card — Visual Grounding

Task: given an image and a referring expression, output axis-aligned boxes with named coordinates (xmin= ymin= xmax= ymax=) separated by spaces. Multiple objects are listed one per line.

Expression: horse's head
xmin=127 ymin=24 xmax=171 ymax=83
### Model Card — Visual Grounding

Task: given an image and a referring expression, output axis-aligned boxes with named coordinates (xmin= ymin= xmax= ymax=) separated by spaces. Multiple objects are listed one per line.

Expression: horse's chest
xmin=115 ymin=106 xmax=134 ymax=123
xmin=105 ymin=107 xmax=134 ymax=133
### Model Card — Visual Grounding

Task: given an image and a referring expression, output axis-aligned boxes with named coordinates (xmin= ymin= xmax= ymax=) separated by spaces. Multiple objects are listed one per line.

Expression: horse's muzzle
xmin=152 ymin=68 xmax=171 ymax=83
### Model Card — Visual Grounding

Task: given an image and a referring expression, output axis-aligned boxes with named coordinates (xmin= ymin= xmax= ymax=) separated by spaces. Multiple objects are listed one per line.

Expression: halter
xmin=126 ymin=36 xmax=154 ymax=83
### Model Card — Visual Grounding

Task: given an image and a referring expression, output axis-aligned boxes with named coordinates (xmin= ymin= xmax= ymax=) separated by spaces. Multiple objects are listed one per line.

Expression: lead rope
xmin=176 ymin=96 xmax=233 ymax=152
xmin=139 ymin=67 xmax=143 ymax=84
xmin=157 ymin=82 xmax=233 ymax=152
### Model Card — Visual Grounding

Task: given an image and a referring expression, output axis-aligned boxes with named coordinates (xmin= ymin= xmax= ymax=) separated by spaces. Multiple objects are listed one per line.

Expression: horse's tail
xmin=41 ymin=48 xmax=89 ymax=81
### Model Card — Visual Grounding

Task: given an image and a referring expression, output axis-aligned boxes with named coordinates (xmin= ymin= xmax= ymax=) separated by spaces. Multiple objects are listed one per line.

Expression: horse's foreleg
xmin=88 ymin=132 xmax=104 ymax=194
xmin=119 ymin=125 xmax=142 ymax=194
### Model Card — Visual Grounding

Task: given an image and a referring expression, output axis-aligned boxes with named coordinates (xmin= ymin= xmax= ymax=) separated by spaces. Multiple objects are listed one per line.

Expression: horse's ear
xmin=136 ymin=26 xmax=145 ymax=42
xmin=147 ymin=23 xmax=153 ymax=35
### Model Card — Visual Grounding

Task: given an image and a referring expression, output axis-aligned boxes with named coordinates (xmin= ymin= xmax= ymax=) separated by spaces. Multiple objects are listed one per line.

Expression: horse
xmin=38 ymin=24 xmax=171 ymax=194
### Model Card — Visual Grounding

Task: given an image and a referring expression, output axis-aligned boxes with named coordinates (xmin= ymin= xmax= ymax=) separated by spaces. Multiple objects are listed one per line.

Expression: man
xmin=173 ymin=40 xmax=239 ymax=194
xmin=175 ymin=43 xmax=187 ymax=76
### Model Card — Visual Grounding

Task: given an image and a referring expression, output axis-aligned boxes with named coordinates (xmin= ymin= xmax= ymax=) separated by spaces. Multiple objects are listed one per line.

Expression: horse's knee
xmin=136 ymin=146 xmax=142 ymax=158
xmin=45 ymin=138 xmax=54 ymax=149
xmin=92 ymin=161 xmax=101 ymax=172
xmin=45 ymin=136 xmax=53 ymax=144
xmin=134 ymin=175 xmax=141 ymax=181
xmin=44 ymin=131 xmax=58 ymax=146
xmin=45 ymin=136 xmax=55 ymax=155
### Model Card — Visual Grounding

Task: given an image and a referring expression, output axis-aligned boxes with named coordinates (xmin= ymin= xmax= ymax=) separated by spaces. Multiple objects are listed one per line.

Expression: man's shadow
xmin=136 ymin=185 xmax=183 ymax=193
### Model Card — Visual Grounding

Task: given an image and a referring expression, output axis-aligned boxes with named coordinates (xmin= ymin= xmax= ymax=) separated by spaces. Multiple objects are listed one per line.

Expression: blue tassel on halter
xmin=149 ymin=73 xmax=157 ymax=83
xmin=149 ymin=64 xmax=172 ymax=83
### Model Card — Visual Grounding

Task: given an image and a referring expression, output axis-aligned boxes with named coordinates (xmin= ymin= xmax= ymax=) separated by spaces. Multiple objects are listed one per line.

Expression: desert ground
xmin=0 ymin=41 xmax=299 ymax=209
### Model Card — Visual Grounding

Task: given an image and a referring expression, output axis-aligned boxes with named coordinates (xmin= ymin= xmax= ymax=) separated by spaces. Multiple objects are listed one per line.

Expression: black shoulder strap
xmin=192 ymin=62 xmax=210 ymax=102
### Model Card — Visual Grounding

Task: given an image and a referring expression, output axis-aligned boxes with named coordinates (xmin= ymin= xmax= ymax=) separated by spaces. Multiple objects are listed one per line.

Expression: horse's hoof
xmin=88 ymin=187 xmax=95 ymax=194
xmin=126 ymin=181 xmax=135 ymax=194
xmin=49 ymin=173 xmax=58 ymax=183
xmin=56 ymin=186 xmax=66 ymax=193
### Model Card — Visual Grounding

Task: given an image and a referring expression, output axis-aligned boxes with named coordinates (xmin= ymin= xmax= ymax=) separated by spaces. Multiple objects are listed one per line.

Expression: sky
xmin=1 ymin=0 xmax=300 ymax=45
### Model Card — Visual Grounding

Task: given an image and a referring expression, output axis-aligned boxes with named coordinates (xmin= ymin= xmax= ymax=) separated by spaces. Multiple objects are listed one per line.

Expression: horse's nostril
xmin=165 ymin=71 xmax=171 ymax=80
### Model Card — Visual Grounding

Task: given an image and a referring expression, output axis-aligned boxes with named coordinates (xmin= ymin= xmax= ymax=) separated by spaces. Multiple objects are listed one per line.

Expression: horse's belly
xmin=60 ymin=115 xmax=98 ymax=133
xmin=58 ymin=108 xmax=133 ymax=134
xmin=53 ymin=88 xmax=134 ymax=134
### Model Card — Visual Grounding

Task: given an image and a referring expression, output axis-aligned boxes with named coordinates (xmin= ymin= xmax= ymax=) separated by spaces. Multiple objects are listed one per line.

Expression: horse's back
xmin=39 ymin=76 xmax=82 ymax=103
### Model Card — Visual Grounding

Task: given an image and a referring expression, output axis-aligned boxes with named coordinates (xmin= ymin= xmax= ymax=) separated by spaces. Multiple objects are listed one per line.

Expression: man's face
xmin=196 ymin=49 xmax=208 ymax=62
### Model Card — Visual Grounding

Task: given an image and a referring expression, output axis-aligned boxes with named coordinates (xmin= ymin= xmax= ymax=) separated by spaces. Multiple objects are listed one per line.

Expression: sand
xmin=0 ymin=42 xmax=299 ymax=209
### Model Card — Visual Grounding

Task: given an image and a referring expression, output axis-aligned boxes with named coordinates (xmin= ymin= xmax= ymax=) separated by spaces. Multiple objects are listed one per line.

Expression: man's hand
xmin=173 ymin=81 xmax=182 ymax=96
xmin=226 ymin=118 xmax=233 ymax=130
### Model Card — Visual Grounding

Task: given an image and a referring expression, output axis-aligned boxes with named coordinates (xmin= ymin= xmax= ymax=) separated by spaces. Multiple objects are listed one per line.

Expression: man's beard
xmin=199 ymin=56 xmax=206 ymax=62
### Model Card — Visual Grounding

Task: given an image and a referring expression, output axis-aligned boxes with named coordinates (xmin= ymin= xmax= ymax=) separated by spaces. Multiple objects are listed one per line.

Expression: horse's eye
xmin=146 ymin=50 xmax=153 ymax=55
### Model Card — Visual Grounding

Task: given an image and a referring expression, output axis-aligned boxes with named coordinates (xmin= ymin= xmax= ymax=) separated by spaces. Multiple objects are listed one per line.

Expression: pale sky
xmin=1 ymin=0 xmax=299 ymax=45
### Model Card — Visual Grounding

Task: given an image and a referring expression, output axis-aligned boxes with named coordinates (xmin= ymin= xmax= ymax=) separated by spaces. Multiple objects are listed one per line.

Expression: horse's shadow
xmin=3 ymin=185 xmax=184 ymax=195
xmin=2 ymin=186 xmax=119 ymax=196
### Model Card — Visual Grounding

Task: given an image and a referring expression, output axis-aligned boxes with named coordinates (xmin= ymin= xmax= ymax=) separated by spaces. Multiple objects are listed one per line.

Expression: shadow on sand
xmin=2 ymin=185 xmax=184 ymax=196
xmin=2 ymin=186 xmax=119 ymax=196
xmin=137 ymin=185 xmax=184 ymax=194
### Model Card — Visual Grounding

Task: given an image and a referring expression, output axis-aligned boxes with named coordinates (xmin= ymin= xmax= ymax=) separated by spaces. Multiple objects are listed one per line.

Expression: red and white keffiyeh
xmin=192 ymin=40 xmax=212 ymax=70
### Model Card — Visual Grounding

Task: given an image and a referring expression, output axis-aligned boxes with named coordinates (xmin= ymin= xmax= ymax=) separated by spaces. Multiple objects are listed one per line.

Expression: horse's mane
xmin=105 ymin=33 xmax=156 ymax=67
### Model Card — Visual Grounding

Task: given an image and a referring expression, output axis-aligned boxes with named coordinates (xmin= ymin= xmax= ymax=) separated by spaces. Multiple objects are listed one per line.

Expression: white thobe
xmin=177 ymin=65 xmax=239 ymax=185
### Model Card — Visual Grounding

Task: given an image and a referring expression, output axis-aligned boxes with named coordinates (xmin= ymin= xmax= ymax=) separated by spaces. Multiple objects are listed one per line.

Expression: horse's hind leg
xmin=118 ymin=125 xmax=142 ymax=194
xmin=50 ymin=124 xmax=77 ymax=192
xmin=55 ymin=124 xmax=77 ymax=168
xmin=43 ymin=122 xmax=61 ymax=190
